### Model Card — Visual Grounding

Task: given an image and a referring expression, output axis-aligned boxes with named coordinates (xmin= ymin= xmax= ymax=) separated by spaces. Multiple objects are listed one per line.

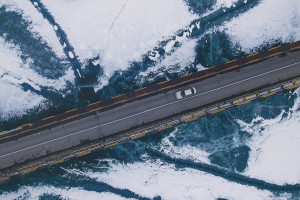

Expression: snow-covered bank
xmin=238 ymin=89 xmax=300 ymax=185
xmin=223 ymin=0 xmax=300 ymax=52
xmin=41 ymin=0 xmax=197 ymax=79
xmin=67 ymin=157 xmax=287 ymax=200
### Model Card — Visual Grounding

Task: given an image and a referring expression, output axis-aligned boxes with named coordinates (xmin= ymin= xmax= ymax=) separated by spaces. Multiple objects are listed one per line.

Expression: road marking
xmin=182 ymin=73 xmax=192 ymax=77
xmin=0 ymin=177 xmax=9 ymax=182
xmin=128 ymin=126 xmax=153 ymax=136
xmin=89 ymin=101 xmax=101 ymax=106
xmin=77 ymin=151 xmax=91 ymax=157
xmin=66 ymin=108 xmax=77 ymax=113
xmin=225 ymin=59 xmax=237 ymax=64
xmin=41 ymin=121 xmax=57 ymax=128
xmin=223 ymin=65 xmax=238 ymax=71
xmin=136 ymin=93 xmax=147 ymax=98
xmin=66 ymin=115 xmax=78 ymax=120
xmin=158 ymin=126 xmax=173 ymax=131
xmin=42 ymin=116 xmax=54 ymax=120
xmin=113 ymin=94 xmax=123 ymax=99
xmin=290 ymin=41 xmax=298 ymax=44
xmin=19 ymin=123 xmax=30 ymax=128
xmin=90 ymin=107 xmax=102 ymax=112
xmin=247 ymin=59 xmax=260 ymax=64
xmin=0 ymin=61 xmax=300 ymax=158
xmin=244 ymin=93 xmax=258 ymax=99
xmin=49 ymin=159 xmax=64 ymax=166
xmin=247 ymin=53 xmax=258 ymax=58
xmin=288 ymin=85 xmax=300 ymax=90
xmin=113 ymin=99 xmax=127 ymax=105
xmin=291 ymin=46 xmax=300 ymax=51
xmin=262 ymin=92 xmax=277 ymax=98
xmin=72 ymin=143 xmax=99 ymax=154
xmin=184 ymin=117 xmax=199 ymax=122
xmin=237 ymin=100 xmax=251 ymax=106
xmin=22 ymin=168 xmax=37 ymax=174
xmin=104 ymin=142 xmax=118 ymax=148
xmin=210 ymin=108 xmax=225 ymax=114
xmin=17 ymin=161 xmax=45 ymax=171
xmin=131 ymin=134 xmax=146 ymax=140
xmin=269 ymin=52 xmax=282 ymax=57
xmin=136 ymin=87 xmax=146 ymax=91
xmin=268 ymin=46 xmax=279 ymax=51
xmin=158 ymin=80 xmax=168 ymax=85
xmin=202 ymin=73 xmax=214 ymax=77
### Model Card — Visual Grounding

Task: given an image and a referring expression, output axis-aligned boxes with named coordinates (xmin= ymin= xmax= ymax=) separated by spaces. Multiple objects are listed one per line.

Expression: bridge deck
xmin=0 ymin=43 xmax=300 ymax=177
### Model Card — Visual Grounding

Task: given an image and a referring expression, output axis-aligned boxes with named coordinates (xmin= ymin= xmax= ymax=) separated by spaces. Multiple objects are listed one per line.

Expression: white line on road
xmin=0 ymin=61 xmax=299 ymax=158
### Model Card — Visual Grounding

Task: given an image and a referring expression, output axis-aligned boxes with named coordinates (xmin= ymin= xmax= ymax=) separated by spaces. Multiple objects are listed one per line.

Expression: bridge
xmin=0 ymin=41 xmax=300 ymax=182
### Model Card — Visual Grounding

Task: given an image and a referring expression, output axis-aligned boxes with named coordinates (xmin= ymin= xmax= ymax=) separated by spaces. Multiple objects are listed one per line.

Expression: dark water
xmin=0 ymin=0 xmax=300 ymax=199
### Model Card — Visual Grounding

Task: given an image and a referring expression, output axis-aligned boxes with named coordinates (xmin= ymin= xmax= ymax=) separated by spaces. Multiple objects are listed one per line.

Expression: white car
xmin=175 ymin=87 xmax=196 ymax=100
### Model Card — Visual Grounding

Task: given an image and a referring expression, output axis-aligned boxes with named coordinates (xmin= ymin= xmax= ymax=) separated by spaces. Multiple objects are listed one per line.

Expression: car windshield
xmin=191 ymin=88 xmax=195 ymax=94
xmin=181 ymin=91 xmax=186 ymax=97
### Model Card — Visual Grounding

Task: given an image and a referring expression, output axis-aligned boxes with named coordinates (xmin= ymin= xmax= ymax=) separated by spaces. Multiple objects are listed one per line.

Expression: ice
xmin=0 ymin=185 xmax=133 ymax=200
xmin=41 ymin=0 xmax=197 ymax=79
xmin=0 ymin=37 xmax=73 ymax=119
xmin=139 ymin=38 xmax=199 ymax=81
xmin=1 ymin=0 xmax=65 ymax=58
xmin=69 ymin=157 xmax=285 ymax=200
xmin=216 ymin=0 xmax=239 ymax=8
xmin=68 ymin=51 xmax=75 ymax=59
xmin=196 ymin=22 xmax=200 ymax=29
xmin=223 ymin=0 xmax=300 ymax=52
xmin=0 ymin=83 xmax=45 ymax=119
xmin=53 ymin=25 xmax=58 ymax=31
xmin=158 ymin=128 xmax=211 ymax=164
xmin=238 ymin=89 xmax=300 ymax=185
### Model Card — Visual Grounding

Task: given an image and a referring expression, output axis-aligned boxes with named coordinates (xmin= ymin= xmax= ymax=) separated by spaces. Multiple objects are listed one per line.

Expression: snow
xmin=53 ymin=25 xmax=58 ymax=31
xmin=0 ymin=38 xmax=44 ymax=118
xmin=68 ymin=51 xmax=75 ymax=59
xmin=238 ymin=88 xmax=300 ymax=185
xmin=216 ymin=0 xmax=239 ymax=8
xmin=0 ymin=185 xmax=133 ymax=200
xmin=41 ymin=0 xmax=197 ymax=79
xmin=67 ymin=157 xmax=285 ymax=200
xmin=138 ymin=38 xmax=199 ymax=82
xmin=158 ymin=127 xmax=211 ymax=164
xmin=223 ymin=0 xmax=300 ymax=52
xmin=0 ymin=37 xmax=73 ymax=119
xmin=0 ymin=0 xmax=65 ymax=58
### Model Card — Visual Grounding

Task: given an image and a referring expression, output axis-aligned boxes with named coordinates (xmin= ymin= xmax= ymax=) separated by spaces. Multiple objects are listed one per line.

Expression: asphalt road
xmin=0 ymin=51 xmax=300 ymax=170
